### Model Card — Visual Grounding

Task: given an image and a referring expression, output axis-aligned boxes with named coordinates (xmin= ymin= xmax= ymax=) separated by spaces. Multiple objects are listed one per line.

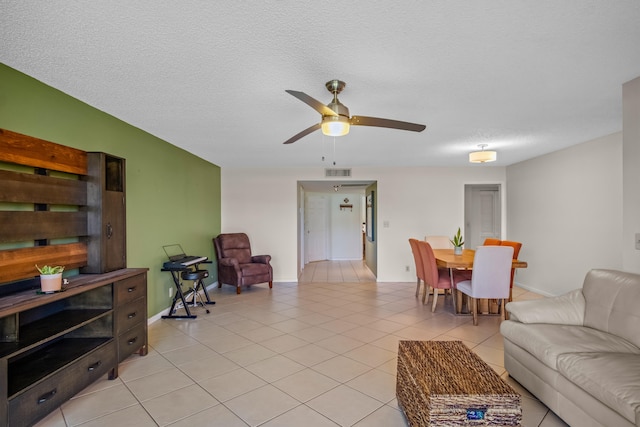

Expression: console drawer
xmin=115 ymin=274 xmax=146 ymax=305
xmin=8 ymin=340 xmax=116 ymax=427
xmin=117 ymin=322 xmax=146 ymax=362
xmin=116 ymin=297 xmax=146 ymax=334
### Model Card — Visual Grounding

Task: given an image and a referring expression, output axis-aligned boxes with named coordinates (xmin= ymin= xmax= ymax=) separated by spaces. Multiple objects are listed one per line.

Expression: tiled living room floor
xmin=36 ymin=260 xmax=568 ymax=427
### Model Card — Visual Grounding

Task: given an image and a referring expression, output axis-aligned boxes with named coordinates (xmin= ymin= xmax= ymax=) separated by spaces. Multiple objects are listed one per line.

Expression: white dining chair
xmin=455 ymin=245 xmax=514 ymax=325
xmin=424 ymin=235 xmax=452 ymax=249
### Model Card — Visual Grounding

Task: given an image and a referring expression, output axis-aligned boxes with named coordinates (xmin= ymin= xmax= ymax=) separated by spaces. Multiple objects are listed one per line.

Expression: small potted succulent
xmin=36 ymin=265 xmax=65 ymax=293
xmin=450 ymin=228 xmax=464 ymax=255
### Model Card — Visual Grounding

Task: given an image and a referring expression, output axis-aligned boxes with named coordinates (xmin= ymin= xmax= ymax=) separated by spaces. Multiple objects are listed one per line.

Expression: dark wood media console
xmin=0 ymin=128 xmax=148 ymax=426
xmin=0 ymin=269 xmax=147 ymax=426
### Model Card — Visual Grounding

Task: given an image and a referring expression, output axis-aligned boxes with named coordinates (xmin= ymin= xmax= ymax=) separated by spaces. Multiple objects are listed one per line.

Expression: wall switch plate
xmin=636 ymin=233 xmax=640 ymax=250
xmin=169 ymin=287 xmax=173 ymax=298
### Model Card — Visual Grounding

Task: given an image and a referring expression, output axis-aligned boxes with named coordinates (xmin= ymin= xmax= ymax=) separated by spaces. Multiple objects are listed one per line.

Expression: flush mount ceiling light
xmin=469 ymin=144 xmax=497 ymax=163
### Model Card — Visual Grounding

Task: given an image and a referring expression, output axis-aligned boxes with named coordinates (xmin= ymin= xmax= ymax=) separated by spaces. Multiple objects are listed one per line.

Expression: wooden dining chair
xmin=417 ymin=240 xmax=454 ymax=312
xmin=483 ymin=238 xmax=502 ymax=246
xmin=500 ymin=240 xmax=522 ymax=301
xmin=454 ymin=245 xmax=514 ymax=325
xmin=408 ymin=238 xmax=426 ymax=298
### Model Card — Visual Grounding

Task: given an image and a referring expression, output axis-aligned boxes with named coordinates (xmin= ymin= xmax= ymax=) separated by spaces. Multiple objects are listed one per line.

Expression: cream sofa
xmin=501 ymin=269 xmax=640 ymax=427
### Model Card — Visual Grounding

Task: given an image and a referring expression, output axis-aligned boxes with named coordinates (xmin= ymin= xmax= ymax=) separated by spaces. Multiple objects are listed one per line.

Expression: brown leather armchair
xmin=213 ymin=233 xmax=273 ymax=294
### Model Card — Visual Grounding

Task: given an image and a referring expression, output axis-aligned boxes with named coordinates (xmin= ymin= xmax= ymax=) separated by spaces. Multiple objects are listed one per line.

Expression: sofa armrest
xmin=506 ymin=289 xmax=585 ymax=325
xmin=251 ymin=254 xmax=271 ymax=264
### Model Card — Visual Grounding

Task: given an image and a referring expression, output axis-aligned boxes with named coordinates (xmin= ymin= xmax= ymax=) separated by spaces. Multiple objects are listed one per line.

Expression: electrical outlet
xmin=405 ymin=265 xmax=410 ymax=272
xmin=169 ymin=287 xmax=173 ymax=298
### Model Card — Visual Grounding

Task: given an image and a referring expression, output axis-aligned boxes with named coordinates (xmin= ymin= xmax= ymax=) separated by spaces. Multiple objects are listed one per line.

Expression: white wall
xmin=362 ymin=166 xmax=507 ymax=281
xmin=222 ymin=166 xmax=506 ymax=282
xmin=220 ymin=168 xmax=300 ymax=281
xmin=506 ymin=133 xmax=623 ymax=296
xmin=329 ymin=192 xmax=363 ymax=260
xmin=623 ymin=76 xmax=640 ymax=273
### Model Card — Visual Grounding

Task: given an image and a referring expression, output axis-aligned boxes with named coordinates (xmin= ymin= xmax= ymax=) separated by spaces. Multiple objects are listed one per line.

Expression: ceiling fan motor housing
xmin=322 ymin=80 xmax=351 ymax=135
xmin=326 ymin=100 xmax=349 ymax=118
xmin=325 ymin=80 xmax=350 ymax=118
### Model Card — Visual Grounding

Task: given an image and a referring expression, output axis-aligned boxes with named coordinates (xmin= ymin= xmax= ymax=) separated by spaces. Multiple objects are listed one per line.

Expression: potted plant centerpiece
xmin=450 ymin=228 xmax=464 ymax=255
xmin=36 ymin=265 xmax=65 ymax=293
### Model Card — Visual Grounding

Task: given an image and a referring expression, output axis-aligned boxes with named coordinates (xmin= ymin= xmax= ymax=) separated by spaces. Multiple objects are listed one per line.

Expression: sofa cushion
xmin=506 ymin=289 xmax=584 ymax=325
xmin=224 ymin=248 xmax=251 ymax=264
xmin=500 ymin=321 xmax=640 ymax=370
xmin=583 ymin=269 xmax=640 ymax=349
xmin=557 ymin=352 xmax=640 ymax=426
xmin=216 ymin=233 xmax=252 ymax=264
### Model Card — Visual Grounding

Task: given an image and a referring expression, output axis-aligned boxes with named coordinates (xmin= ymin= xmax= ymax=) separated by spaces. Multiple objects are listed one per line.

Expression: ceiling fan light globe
xmin=321 ymin=116 xmax=350 ymax=136
xmin=469 ymin=150 xmax=497 ymax=163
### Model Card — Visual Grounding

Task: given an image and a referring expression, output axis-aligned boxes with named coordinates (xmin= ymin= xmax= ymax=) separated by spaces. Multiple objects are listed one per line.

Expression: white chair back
xmin=469 ymin=246 xmax=514 ymax=299
xmin=425 ymin=235 xmax=452 ymax=249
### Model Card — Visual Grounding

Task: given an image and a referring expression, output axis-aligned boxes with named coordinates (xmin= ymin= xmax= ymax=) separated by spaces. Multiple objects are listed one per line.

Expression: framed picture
xmin=366 ymin=191 xmax=374 ymax=242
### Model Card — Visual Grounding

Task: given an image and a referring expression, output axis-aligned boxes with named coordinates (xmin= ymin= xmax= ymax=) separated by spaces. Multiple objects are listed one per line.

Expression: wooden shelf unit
xmin=0 ymin=128 xmax=148 ymax=426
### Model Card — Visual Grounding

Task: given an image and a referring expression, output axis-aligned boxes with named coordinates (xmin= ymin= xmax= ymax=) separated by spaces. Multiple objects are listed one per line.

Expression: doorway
xmin=305 ymin=194 xmax=329 ymax=263
xmin=464 ymin=184 xmax=501 ymax=249
xmin=297 ymin=180 xmax=376 ymax=279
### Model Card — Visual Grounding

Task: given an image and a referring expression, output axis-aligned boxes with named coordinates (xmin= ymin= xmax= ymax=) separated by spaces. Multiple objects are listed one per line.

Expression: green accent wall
xmin=0 ymin=63 xmax=221 ymax=317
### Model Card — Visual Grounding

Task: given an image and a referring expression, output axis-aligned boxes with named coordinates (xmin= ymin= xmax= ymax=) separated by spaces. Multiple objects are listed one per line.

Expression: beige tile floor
xmin=35 ymin=260 xmax=569 ymax=427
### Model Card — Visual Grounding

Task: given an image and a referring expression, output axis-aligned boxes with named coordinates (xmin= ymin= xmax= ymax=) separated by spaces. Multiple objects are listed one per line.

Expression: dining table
xmin=433 ymin=248 xmax=528 ymax=270
xmin=432 ymin=248 xmax=528 ymax=315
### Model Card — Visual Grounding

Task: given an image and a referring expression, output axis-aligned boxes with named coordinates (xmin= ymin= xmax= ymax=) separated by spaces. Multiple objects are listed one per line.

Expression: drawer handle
xmin=127 ymin=337 xmax=138 ymax=345
xmin=37 ymin=389 xmax=57 ymax=404
xmin=127 ymin=286 xmax=136 ymax=293
xmin=88 ymin=360 xmax=102 ymax=372
xmin=127 ymin=312 xmax=137 ymax=319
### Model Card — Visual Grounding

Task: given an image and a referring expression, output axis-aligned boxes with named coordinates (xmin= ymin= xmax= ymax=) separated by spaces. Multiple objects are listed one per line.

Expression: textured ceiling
xmin=2 ymin=1 xmax=640 ymax=168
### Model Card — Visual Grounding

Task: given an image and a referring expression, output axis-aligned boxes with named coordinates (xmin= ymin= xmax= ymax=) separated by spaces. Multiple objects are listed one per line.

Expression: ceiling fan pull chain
xmin=333 ymin=137 xmax=336 ymax=166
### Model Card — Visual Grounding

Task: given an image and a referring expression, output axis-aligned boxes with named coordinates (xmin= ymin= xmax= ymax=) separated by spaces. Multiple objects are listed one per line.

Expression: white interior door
xmin=305 ymin=194 xmax=329 ymax=263
xmin=465 ymin=184 xmax=501 ymax=249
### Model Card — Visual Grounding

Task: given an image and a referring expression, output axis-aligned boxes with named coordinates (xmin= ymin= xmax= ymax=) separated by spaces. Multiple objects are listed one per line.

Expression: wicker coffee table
xmin=396 ymin=340 xmax=521 ymax=426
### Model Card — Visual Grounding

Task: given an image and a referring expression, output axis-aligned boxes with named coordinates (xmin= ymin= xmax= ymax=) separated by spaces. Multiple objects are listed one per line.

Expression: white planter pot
xmin=40 ymin=273 xmax=63 ymax=293
xmin=454 ymin=246 xmax=463 ymax=255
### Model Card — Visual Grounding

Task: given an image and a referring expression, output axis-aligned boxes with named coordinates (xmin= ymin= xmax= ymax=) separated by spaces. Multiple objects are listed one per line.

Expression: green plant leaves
xmin=36 ymin=265 xmax=65 ymax=275
xmin=450 ymin=227 xmax=464 ymax=247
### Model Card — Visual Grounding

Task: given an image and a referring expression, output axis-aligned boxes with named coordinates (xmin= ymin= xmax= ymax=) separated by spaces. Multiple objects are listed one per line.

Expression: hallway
xmin=299 ymin=260 xmax=376 ymax=284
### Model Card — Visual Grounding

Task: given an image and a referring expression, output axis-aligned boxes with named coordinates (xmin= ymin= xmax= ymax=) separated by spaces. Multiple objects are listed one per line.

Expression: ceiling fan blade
xmin=286 ymin=90 xmax=337 ymax=117
xmin=350 ymin=116 xmax=426 ymax=132
xmin=283 ymin=123 xmax=321 ymax=144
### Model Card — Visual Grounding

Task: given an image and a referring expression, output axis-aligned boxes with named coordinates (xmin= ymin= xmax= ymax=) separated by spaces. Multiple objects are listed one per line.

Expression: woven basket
xmin=396 ymin=340 xmax=521 ymax=426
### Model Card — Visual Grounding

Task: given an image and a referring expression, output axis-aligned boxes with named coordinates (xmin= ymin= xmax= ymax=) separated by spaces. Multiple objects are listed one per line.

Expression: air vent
xmin=325 ymin=168 xmax=352 ymax=177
